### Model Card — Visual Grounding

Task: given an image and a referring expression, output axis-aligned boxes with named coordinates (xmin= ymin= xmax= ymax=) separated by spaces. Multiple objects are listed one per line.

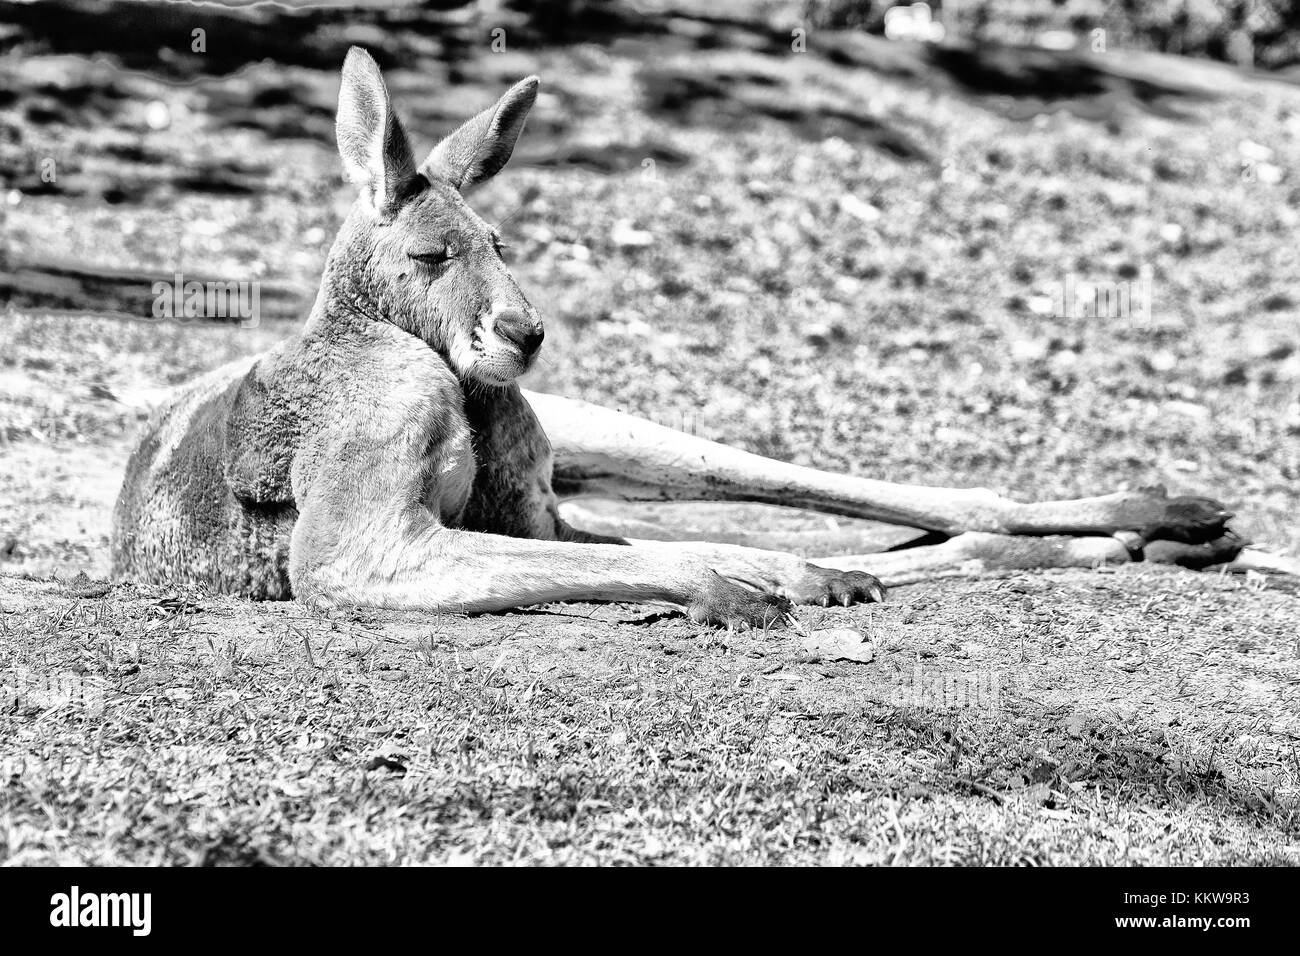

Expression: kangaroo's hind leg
xmin=523 ymin=390 xmax=1234 ymax=544
xmin=812 ymin=532 xmax=1250 ymax=588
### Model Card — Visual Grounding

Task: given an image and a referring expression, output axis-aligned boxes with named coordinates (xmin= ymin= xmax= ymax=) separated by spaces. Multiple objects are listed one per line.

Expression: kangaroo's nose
xmin=494 ymin=310 xmax=545 ymax=357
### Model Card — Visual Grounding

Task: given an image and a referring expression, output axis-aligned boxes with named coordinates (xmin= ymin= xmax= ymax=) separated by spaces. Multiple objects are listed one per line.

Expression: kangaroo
xmin=110 ymin=48 xmax=1276 ymax=628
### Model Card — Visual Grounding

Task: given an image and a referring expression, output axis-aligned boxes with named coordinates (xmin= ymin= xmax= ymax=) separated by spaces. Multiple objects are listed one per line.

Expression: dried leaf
xmin=800 ymin=628 xmax=874 ymax=663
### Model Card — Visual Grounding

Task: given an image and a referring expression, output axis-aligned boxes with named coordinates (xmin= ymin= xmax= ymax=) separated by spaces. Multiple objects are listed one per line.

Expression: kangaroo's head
xmin=328 ymin=47 xmax=543 ymax=386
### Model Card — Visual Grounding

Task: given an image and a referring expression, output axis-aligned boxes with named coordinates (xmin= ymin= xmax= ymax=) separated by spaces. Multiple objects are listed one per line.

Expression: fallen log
xmin=0 ymin=258 xmax=312 ymax=323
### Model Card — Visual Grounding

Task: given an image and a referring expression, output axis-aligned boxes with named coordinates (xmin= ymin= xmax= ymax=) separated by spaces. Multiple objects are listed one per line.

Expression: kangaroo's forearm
xmin=294 ymin=523 xmax=703 ymax=613
xmin=626 ymin=538 xmax=806 ymax=592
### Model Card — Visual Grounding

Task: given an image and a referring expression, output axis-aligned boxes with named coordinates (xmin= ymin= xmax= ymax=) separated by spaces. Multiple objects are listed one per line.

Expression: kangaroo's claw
xmin=791 ymin=567 xmax=887 ymax=607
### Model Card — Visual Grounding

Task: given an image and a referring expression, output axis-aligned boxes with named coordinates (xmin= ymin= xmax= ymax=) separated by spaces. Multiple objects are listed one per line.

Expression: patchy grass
xmin=2 ymin=8 xmax=1299 ymax=863
xmin=2 ymin=568 xmax=1298 ymax=865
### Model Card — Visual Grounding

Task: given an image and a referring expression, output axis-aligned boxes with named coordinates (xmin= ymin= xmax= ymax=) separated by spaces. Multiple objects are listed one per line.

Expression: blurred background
xmin=1 ymin=0 xmax=1298 ymax=579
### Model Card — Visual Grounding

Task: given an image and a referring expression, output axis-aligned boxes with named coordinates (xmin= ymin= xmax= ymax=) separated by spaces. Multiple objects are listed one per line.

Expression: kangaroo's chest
xmin=423 ymin=416 xmax=477 ymax=525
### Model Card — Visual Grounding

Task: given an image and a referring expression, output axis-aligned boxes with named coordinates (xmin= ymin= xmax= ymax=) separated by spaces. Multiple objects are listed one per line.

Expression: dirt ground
xmin=3 ymin=559 xmax=1297 ymax=864
xmin=2 ymin=2 xmax=1299 ymax=863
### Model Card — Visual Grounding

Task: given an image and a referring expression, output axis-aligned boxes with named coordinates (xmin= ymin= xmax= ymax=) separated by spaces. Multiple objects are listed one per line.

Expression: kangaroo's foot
xmin=812 ymin=528 xmax=1251 ymax=588
xmin=1141 ymin=530 xmax=1247 ymax=569
xmin=1126 ymin=488 xmax=1235 ymax=545
xmin=1020 ymin=484 xmax=1233 ymax=545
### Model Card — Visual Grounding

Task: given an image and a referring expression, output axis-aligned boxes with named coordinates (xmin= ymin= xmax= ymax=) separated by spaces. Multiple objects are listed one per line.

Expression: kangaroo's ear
xmin=419 ymin=76 xmax=538 ymax=192
xmin=336 ymin=47 xmax=418 ymax=213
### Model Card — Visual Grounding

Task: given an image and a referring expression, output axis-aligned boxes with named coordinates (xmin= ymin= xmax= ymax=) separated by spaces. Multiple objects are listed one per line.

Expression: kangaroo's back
xmin=110 ymin=349 xmax=298 ymax=599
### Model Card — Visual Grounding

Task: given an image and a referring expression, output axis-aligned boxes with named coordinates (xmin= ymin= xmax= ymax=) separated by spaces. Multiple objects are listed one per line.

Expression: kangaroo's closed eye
xmin=409 ymin=248 xmax=453 ymax=266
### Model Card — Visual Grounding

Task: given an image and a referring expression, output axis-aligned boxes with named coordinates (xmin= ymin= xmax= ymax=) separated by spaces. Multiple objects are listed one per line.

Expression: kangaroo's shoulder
xmin=245 ymin=322 xmax=467 ymax=496
xmin=227 ymin=322 xmax=458 ymax=432
xmin=288 ymin=320 xmax=466 ymax=438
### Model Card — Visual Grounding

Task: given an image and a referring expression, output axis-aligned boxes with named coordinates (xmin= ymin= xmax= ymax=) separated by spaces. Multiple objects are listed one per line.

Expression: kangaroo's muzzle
xmin=493 ymin=309 xmax=545 ymax=357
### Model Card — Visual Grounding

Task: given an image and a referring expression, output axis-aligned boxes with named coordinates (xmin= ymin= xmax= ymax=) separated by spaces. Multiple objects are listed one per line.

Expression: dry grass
xmin=2 ymin=566 xmax=1297 ymax=865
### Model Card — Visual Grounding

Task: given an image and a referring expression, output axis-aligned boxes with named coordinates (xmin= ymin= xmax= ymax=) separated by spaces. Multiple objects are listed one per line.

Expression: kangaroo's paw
xmin=689 ymin=572 xmax=793 ymax=630
xmin=781 ymin=565 xmax=887 ymax=607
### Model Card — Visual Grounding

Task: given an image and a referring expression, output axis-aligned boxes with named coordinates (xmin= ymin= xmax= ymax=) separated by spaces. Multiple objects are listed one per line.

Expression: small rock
xmin=144 ymin=100 xmax=171 ymax=130
xmin=1238 ymin=140 xmax=1274 ymax=163
xmin=610 ymin=219 xmax=653 ymax=248
xmin=1163 ymin=400 xmax=1209 ymax=420
xmin=1256 ymin=162 xmax=1285 ymax=185
xmin=1149 ymin=350 xmax=1177 ymax=373
xmin=1026 ymin=294 xmax=1056 ymax=316
xmin=363 ymin=755 xmax=407 ymax=774
xmin=838 ymin=193 xmax=881 ymax=222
